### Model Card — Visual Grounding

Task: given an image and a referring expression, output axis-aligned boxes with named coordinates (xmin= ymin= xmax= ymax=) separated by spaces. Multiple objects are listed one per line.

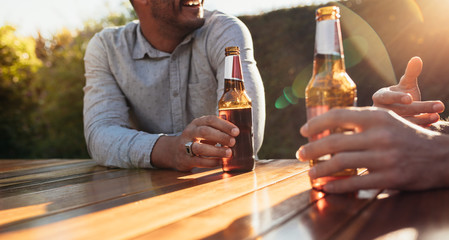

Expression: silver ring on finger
xmin=185 ymin=141 xmax=196 ymax=157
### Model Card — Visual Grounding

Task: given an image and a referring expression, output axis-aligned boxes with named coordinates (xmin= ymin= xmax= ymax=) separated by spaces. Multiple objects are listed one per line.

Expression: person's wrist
xmin=151 ymin=135 xmax=177 ymax=169
xmin=170 ymin=135 xmax=182 ymax=169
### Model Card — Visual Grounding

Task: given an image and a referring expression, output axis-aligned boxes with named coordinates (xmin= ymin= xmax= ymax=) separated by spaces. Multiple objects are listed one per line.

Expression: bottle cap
xmin=316 ymin=6 xmax=340 ymax=20
xmin=225 ymin=46 xmax=240 ymax=56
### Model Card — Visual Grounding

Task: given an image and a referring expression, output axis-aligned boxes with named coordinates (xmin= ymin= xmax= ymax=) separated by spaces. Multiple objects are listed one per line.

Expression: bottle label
xmin=224 ymin=55 xmax=243 ymax=81
xmin=316 ymin=20 xmax=339 ymax=55
xmin=306 ymin=105 xmax=330 ymax=141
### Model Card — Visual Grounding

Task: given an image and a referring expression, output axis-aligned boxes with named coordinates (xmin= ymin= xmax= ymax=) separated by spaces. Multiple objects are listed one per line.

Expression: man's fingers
xmin=308 ymin=151 xmax=387 ymax=179
xmin=372 ymin=88 xmax=412 ymax=106
xmin=187 ymin=116 xmax=239 ymax=146
xmin=404 ymin=113 xmax=440 ymax=126
xmin=193 ymin=115 xmax=239 ymax=137
xmin=321 ymin=173 xmax=389 ymax=193
xmin=192 ymin=142 xmax=232 ymax=158
xmin=371 ymin=57 xmax=424 ymax=111
xmin=298 ymin=132 xmax=371 ymax=162
xmin=176 ymin=142 xmax=225 ymax=171
xmin=300 ymin=107 xmax=390 ymax=138
xmin=377 ymin=101 xmax=445 ymax=116
xmin=193 ymin=125 xmax=237 ymax=147
xmin=190 ymin=156 xmax=221 ymax=168
xmin=398 ymin=56 xmax=423 ymax=90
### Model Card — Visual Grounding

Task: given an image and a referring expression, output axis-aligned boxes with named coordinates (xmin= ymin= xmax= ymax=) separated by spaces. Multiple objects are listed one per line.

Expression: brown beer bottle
xmin=305 ymin=6 xmax=357 ymax=190
xmin=218 ymin=46 xmax=255 ymax=172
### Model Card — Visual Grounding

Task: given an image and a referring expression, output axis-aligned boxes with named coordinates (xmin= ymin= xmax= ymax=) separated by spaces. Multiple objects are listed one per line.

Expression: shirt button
xmin=173 ymin=91 xmax=179 ymax=97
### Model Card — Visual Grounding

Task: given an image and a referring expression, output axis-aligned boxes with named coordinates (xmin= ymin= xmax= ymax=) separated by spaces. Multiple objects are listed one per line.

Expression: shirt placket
xmin=169 ymin=53 xmax=184 ymax=133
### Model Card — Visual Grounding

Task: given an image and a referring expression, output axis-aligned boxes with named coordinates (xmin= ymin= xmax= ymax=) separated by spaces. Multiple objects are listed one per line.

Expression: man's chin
xmin=180 ymin=10 xmax=205 ymax=30
xmin=186 ymin=18 xmax=206 ymax=31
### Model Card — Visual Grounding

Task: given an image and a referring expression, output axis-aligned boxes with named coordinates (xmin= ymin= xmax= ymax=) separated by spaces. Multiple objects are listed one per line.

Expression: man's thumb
xmin=399 ymin=56 xmax=423 ymax=88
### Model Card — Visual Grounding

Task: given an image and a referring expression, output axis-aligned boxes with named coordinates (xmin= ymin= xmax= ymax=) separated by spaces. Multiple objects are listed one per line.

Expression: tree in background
xmin=0 ymin=5 xmax=136 ymax=159
xmin=0 ymin=26 xmax=42 ymax=157
xmin=30 ymin=29 xmax=89 ymax=158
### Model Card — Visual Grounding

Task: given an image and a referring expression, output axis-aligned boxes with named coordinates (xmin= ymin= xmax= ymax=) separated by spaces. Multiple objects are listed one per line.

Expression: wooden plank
xmin=0 ymin=159 xmax=86 ymax=173
xmin=255 ymin=168 xmax=378 ymax=240
xmin=0 ymin=161 xmax=98 ymax=188
xmin=0 ymin=166 xmax=120 ymax=198
xmin=0 ymin=167 xmax=206 ymax=227
xmin=260 ymin=189 xmax=380 ymax=240
xmin=0 ymin=161 xmax=210 ymax=193
xmin=0 ymin=160 xmax=93 ymax=180
xmin=133 ymin=164 xmax=312 ymax=240
xmin=334 ymin=189 xmax=449 ymax=240
xmin=0 ymin=160 xmax=308 ymax=240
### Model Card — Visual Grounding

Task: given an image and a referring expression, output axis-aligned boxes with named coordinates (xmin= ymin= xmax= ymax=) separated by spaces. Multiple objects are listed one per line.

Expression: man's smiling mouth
xmin=182 ymin=0 xmax=201 ymax=7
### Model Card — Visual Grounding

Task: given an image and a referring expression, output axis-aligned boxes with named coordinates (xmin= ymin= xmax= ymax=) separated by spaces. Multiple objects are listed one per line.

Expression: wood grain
xmin=0 ymin=165 xmax=117 ymax=197
xmin=334 ymin=189 xmax=449 ymax=240
xmin=0 ymin=160 xmax=308 ymax=240
xmin=2 ymin=159 xmax=449 ymax=240
xmin=0 ymin=160 xmax=95 ymax=186
xmin=0 ymin=166 xmax=211 ymax=227
xmin=134 ymin=166 xmax=312 ymax=239
xmin=0 ymin=159 xmax=89 ymax=176
xmin=0 ymin=159 xmax=86 ymax=173
xmin=261 ymin=189 xmax=380 ymax=240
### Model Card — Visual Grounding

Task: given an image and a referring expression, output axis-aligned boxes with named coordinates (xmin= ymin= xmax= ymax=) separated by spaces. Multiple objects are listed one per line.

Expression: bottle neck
xmin=313 ymin=18 xmax=345 ymax=73
xmin=224 ymin=54 xmax=245 ymax=91
xmin=224 ymin=79 xmax=245 ymax=92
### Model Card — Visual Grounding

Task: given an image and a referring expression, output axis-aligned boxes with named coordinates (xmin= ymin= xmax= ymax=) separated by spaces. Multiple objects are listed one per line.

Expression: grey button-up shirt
xmin=83 ymin=10 xmax=265 ymax=168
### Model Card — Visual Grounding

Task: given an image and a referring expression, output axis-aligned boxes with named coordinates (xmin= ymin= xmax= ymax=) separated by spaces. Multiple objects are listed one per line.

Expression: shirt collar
xmin=132 ymin=22 xmax=195 ymax=60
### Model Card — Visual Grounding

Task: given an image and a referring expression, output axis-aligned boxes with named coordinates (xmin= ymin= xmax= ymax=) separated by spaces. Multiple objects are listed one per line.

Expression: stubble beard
xmin=152 ymin=1 xmax=205 ymax=36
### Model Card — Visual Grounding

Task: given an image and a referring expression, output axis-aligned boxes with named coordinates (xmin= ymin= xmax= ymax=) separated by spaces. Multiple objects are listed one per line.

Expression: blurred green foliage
xmin=0 ymin=5 xmax=137 ymax=158
xmin=1 ymin=0 xmax=448 ymax=159
xmin=0 ymin=26 xmax=41 ymax=157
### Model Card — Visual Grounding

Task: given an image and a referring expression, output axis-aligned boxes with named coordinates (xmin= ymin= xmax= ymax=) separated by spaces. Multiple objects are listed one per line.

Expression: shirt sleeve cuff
xmin=145 ymin=132 xmax=182 ymax=169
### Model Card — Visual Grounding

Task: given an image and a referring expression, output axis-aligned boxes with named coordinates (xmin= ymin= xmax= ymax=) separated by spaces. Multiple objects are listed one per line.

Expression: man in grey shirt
xmin=83 ymin=0 xmax=265 ymax=170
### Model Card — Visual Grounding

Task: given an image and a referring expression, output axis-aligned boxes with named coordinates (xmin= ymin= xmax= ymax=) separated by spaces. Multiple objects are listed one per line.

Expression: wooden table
xmin=1 ymin=159 xmax=449 ymax=239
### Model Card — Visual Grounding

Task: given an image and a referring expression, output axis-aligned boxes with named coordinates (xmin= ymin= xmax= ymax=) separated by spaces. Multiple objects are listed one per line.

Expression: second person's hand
xmin=372 ymin=56 xmax=444 ymax=126
xmin=297 ymin=107 xmax=449 ymax=193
